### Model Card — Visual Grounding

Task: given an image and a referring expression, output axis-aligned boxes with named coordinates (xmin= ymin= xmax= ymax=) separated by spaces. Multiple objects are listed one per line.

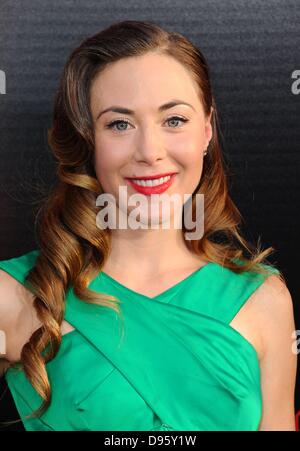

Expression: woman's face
xmin=90 ymin=52 xmax=212 ymax=226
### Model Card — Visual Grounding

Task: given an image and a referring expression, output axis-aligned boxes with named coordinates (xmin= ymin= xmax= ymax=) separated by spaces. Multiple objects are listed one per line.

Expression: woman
xmin=0 ymin=19 xmax=297 ymax=431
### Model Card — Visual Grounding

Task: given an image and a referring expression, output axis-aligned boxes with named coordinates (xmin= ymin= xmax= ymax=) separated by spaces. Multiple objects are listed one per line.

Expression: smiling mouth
xmin=125 ymin=174 xmax=177 ymax=195
xmin=127 ymin=175 xmax=173 ymax=187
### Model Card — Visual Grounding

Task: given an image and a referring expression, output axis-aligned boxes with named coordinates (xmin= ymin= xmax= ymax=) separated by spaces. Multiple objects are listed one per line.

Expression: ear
xmin=204 ymin=106 xmax=213 ymax=147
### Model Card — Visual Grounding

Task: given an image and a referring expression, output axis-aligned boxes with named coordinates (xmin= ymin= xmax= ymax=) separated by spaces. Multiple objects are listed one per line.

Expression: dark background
xmin=0 ymin=0 xmax=299 ymax=431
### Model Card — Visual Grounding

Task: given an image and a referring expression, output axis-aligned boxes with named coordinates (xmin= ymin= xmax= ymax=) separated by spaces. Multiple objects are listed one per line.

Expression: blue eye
xmin=106 ymin=119 xmax=131 ymax=132
xmin=166 ymin=116 xmax=189 ymax=128
xmin=106 ymin=116 xmax=189 ymax=132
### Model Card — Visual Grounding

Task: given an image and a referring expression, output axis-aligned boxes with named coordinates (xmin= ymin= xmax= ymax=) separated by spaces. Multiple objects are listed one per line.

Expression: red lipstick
xmin=125 ymin=173 xmax=177 ymax=196
xmin=126 ymin=172 xmax=177 ymax=181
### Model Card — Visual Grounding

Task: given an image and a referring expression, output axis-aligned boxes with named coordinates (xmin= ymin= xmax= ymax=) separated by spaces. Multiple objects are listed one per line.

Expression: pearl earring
xmin=204 ymin=140 xmax=211 ymax=156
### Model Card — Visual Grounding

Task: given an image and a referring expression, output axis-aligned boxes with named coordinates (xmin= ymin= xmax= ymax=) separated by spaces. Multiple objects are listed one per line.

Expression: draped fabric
xmin=0 ymin=250 xmax=279 ymax=431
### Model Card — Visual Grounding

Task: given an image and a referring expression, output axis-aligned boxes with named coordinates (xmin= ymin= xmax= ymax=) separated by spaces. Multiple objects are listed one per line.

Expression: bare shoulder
xmin=0 ymin=269 xmax=75 ymax=365
xmin=251 ymin=274 xmax=295 ymax=355
xmin=0 ymin=269 xmax=35 ymax=318
xmin=229 ymin=271 xmax=295 ymax=362
xmin=256 ymin=274 xmax=294 ymax=326
xmin=253 ymin=273 xmax=297 ymax=430
xmin=0 ymin=269 xmax=42 ymax=362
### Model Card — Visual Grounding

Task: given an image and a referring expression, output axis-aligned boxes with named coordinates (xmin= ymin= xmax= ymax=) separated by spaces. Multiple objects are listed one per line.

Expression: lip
xmin=125 ymin=172 xmax=177 ymax=181
xmin=126 ymin=173 xmax=177 ymax=196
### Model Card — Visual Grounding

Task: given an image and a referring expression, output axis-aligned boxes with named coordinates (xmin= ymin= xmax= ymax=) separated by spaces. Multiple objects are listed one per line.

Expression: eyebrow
xmin=96 ymin=99 xmax=195 ymax=120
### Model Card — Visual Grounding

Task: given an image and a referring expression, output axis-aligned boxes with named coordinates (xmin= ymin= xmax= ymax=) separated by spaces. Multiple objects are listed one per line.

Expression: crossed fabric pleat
xmin=62 ymin=282 xmax=262 ymax=431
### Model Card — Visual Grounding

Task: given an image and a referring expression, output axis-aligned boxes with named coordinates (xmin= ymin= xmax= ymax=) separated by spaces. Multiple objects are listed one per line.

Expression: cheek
xmin=94 ymin=135 xmax=129 ymax=174
xmin=171 ymin=133 xmax=204 ymax=166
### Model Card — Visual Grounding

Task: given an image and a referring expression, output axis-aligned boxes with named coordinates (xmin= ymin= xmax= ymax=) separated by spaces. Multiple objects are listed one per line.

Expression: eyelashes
xmin=105 ymin=116 xmax=189 ymax=132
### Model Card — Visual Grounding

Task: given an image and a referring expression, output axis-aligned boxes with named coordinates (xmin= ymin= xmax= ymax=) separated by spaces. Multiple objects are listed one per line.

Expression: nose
xmin=133 ymin=125 xmax=167 ymax=164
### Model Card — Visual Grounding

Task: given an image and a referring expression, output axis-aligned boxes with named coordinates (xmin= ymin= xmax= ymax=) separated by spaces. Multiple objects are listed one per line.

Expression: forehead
xmin=90 ymin=52 xmax=201 ymax=112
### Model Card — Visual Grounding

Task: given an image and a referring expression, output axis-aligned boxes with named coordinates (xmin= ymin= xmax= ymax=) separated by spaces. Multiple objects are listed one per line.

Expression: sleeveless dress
xmin=0 ymin=249 xmax=280 ymax=431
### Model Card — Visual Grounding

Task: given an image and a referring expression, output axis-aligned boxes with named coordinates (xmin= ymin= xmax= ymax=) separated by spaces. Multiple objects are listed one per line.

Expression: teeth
xmin=131 ymin=175 xmax=172 ymax=187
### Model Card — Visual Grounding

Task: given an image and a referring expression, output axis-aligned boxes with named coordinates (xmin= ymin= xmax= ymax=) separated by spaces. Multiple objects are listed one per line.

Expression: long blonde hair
xmin=1 ymin=19 xmax=284 ymax=425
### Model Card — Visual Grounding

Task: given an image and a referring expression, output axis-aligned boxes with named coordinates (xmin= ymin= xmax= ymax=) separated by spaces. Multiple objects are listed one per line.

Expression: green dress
xmin=0 ymin=249 xmax=279 ymax=431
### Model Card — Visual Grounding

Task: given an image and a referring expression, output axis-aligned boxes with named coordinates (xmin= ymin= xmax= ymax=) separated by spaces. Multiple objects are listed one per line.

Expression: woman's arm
xmin=257 ymin=274 xmax=297 ymax=431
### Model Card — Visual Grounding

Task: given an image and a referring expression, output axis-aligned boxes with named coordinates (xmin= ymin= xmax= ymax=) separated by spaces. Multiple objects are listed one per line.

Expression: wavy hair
xmin=1 ymin=19 xmax=285 ymax=426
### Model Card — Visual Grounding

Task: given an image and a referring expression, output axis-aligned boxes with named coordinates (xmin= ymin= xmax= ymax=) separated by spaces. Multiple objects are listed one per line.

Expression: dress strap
xmin=0 ymin=249 xmax=39 ymax=285
xmin=202 ymin=262 xmax=281 ymax=325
